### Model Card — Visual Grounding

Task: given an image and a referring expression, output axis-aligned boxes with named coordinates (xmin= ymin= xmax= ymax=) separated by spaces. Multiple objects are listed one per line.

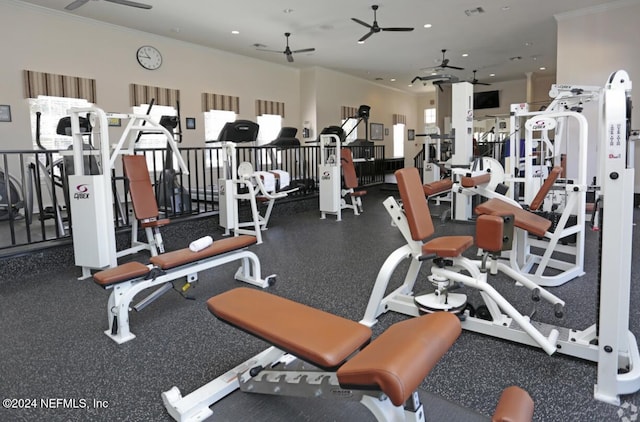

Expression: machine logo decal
xmin=74 ymin=184 xmax=90 ymax=199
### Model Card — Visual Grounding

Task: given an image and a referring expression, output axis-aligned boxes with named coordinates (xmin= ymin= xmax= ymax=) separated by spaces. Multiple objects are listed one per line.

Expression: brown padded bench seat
xmin=207 ymin=287 xmax=461 ymax=406
xmin=492 ymin=386 xmax=535 ymax=422
xmin=94 ymin=261 xmax=151 ymax=288
xmin=93 ymin=235 xmax=257 ymax=287
xmin=150 ymin=235 xmax=256 ymax=270
xmin=475 ymin=199 xmax=552 ymax=238
xmin=423 ymin=178 xmax=453 ymax=197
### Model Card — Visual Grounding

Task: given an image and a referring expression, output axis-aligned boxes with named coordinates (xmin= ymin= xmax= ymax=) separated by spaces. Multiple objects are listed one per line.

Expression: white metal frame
xmin=67 ymin=107 xmax=188 ymax=279
xmin=362 ymin=70 xmax=640 ymax=405
xmin=319 ymin=133 xmax=342 ymax=220
xmin=100 ymin=247 xmax=273 ymax=344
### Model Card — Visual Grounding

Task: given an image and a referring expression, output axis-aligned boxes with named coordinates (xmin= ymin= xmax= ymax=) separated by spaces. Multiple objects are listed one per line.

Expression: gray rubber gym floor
xmin=1 ymin=186 xmax=639 ymax=421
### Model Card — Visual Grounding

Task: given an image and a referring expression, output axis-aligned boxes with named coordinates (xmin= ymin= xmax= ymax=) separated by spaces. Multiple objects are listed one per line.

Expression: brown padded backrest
xmin=207 ymin=287 xmax=372 ymax=369
xmin=529 ymin=166 xmax=562 ymax=211
xmin=123 ymin=155 xmax=159 ymax=220
xmin=340 ymin=148 xmax=359 ymax=189
xmin=461 ymin=173 xmax=492 ymax=188
xmin=397 ymin=167 xmax=435 ymax=241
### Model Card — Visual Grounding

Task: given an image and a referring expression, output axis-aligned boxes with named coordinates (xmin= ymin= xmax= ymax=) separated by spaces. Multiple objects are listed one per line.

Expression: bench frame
xmin=99 ymin=247 xmax=273 ymax=344
xmin=161 ymin=346 xmax=425 ymax=422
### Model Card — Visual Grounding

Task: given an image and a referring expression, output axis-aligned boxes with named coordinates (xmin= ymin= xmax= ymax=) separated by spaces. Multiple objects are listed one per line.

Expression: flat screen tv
xmin=473 ymin=90 xmax=500 ymax=110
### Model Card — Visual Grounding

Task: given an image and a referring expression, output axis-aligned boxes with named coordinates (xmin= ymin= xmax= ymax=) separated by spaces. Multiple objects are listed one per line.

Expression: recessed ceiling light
xmin=502 ymin=6 xmax=510 ymax=11
xmin=408 ymin=84 xmax=413 ymax=87
xmin=462 ymin=53 xmax=469 ymax=57
xmin=231 ymin=30 xmax=239 ymax=35
xmin=431 ymin=72 xmax=438 ymax=76
xmin=358 ymin=40 xmax=365 ymax=44
xmin=524 ymin=41 xmax=533 ymax=47
xmin=489 ymin=73 xmax=495 ymax=77
xmin=283 ymin=8 xmax=294 ymax=13
xmin=390 ymin=78 xmax=396 ymax=82
xmin=424 ymin=24 xmax=432 ymax=28
xmin=539 ymin=67 xmax=546 ymax=71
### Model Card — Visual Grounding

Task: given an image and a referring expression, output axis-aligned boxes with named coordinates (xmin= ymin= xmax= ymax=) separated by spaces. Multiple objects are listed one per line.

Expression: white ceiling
xmin=19 ymin=0 xmax=618 ymax=93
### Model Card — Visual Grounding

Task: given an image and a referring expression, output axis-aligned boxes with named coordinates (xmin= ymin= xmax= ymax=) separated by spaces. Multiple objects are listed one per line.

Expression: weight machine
xmin=362 ymin=70 xmax=640 ymax=405
xmin=66 ymin=106 xmax=188 ymax=279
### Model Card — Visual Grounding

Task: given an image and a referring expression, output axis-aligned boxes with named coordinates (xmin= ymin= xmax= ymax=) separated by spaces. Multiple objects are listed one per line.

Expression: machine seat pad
xmin=337 ymin=313 xmax=461 ymax=406
xmin=150 ymin=235 xmax=257 ymax=270
xmin=461 ymin=173 xmax=491 ymax=188
xmin=141 ymin=218 xmax=170 ymax=228
xmin=423 ymin=179 xmax=453 ymax=197
xmin=492 ymin=385 xmax=534 ymax=422
xmin=93 ymin=261 xmax=150 ymax=288
xmin=475 ymin=198 xmax=551 ymax=238
xmin=350 ymin=189 xmax=367 ymax=197
xmin=423 ymin=236 xmax=474 ymax=258
xmin=207 ymin=288 xmax=372 ymax=369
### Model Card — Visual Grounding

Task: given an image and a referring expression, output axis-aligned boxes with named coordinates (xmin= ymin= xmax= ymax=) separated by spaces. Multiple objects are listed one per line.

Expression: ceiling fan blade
xmin=359 ymin=31 xmax=375 ymax=42
xmin=286 ymin=54 xmax=294 ymax=63
xmin=65 ymin=0 xmax=90 ymax=10
xmin=476 ymin=81 xmax=491 ymax=86
xmin=292 ymin=48 xmax=315 ymax=54
xmin=256 ymin=48 xmax=285 ymax=54
xmin=381 ymin=27 xmax=414 ymax=32
xmin=351 ymin=18 xmax=373 ymax=29
xmin=443 ymin=65 xmax=465 ymax=70
xmin=411 ymin=76 xmax=422 ymax=84
xmin=104 ymin=0 xmax=152 ymax=9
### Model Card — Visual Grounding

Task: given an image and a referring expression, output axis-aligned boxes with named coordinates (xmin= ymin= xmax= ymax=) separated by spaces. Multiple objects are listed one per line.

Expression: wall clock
xmin=136 ymin=45 xmax=162 ymax=70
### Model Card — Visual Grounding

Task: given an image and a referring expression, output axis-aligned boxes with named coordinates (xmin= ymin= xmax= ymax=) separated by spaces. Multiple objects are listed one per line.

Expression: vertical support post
xmin=451 ymin=82 xmax=474 ymax=221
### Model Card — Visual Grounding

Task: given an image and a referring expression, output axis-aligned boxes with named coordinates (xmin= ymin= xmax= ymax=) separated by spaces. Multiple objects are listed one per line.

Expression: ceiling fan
xmin=425 ymin=49 xmax=465 ymax=71
xmin=351 ymin=5 xmax=414 ymax=42
xmin=469 ymin=70 xmax=491 ymax=86
xmin=65 ymin=0 xmax=152 ymax=11
xmin=411 ymin=74 xmax=459 ymax=91
xmin=257 ymin=33 xmax=315 ymax=63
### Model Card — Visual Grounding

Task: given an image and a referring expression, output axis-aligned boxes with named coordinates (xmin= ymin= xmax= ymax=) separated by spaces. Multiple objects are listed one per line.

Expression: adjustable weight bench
xmin=162 ymin=287 xmax=534 ymax=422
xmin=93 ymin=235 xmax=274 ymax=344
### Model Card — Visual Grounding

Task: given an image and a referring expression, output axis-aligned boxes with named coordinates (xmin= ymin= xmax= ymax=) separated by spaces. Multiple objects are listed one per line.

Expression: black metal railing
xmin=0 ymin=144 xmax=386 ymax=254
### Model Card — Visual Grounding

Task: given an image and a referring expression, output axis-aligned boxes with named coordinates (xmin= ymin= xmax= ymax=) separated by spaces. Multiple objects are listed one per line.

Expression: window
xmin=393 ymin=124 xmax=405 ymax=158
xmin=204 ymin=110 xmax=236 ymax=142
xmin=341 ymin=118 xmax=358 ymax=143
xmin=424 ymin=108 xmax=436 ymax=125
xmin=256 ymin=114 xmax=282 ymax=146
xmin=132 ymin=104 xmax=177 ymax=172
xmin=203 ymin=110 xmax=236 ymax=168
xmin=29 ymin=95 xmax=93 ymax=159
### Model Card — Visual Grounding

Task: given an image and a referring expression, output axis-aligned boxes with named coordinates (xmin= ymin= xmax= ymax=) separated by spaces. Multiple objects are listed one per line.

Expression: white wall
xmin=556 ymin=0 xmax=640 ymax=190
xmin=0 ymin=1 xmax=301 ymax=150
xmin=0 ymin=1 xmax=421 ymax=164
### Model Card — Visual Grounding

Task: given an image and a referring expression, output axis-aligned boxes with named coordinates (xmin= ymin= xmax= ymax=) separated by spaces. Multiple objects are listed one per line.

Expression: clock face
xmin=136 ymin=46 xmax=162 ymax=70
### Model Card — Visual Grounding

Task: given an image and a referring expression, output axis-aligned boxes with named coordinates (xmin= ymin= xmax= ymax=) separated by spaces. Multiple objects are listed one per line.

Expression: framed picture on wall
xmin=186 ymin=117 xmax=196 ymax=130
xmin=408 ymin=129 xmax=415 ymax=141
xmin=370 ymin=123 xmax=384 ymax=140
xmin=0 ymin=105 xmax=12 ymax=122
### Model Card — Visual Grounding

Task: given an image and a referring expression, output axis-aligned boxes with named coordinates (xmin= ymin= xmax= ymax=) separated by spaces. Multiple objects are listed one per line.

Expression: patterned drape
xmin=129 ymin=83 xmax=179 ymax=107
xmin=255 ymin=99 xmax=285 ymax=117
xmin=23 ymin=70 xmax=97 ymax=102
xmin=202 ymin=93 xmax=240 ymax=113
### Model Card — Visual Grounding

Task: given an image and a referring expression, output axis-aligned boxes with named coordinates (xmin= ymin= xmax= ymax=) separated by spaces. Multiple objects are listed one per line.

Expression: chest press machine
xmin=161 ymin=287 xmax=534 ymax=422
xmin=362 ymin=70 xmax=640 ymax=405
xmin=318 ymin=133 xmax=367 ymax=221
xmin=93 ymin=235 xmax=275 ymax=344
xmin=65 ymin=106 xmax=188 ymax=279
